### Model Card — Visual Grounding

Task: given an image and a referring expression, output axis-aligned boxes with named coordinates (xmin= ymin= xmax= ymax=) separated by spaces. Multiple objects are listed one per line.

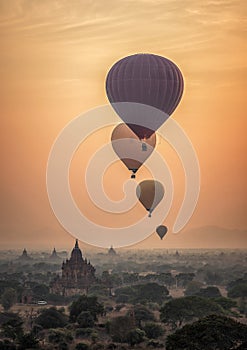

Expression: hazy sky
xmin=0 ymin=0 xmax=246 ymax=250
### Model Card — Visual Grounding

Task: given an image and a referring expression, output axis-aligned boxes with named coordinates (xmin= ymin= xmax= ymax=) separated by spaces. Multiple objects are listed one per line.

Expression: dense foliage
xmin=160 ymin=296 xmax=224 ymax=328
xmin=166 ymin=314 xmax=247 ymax=350
xmin=69 ymin=295 xmax=104 ymax=322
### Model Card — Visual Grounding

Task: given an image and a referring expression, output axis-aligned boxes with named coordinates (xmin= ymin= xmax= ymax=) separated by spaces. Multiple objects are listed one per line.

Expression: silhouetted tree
xmin=130 ymin=304 xmax=155 ymax=327
xmin=1 ymin=315 xmax=23 ymax=341
xmin=212 ymin=297 xmax=237 ymax=311
xmin=115 ymin=283 xmax=169 ymax=304
xmin=1 ymin=288 xmax=17 ymax=311
xmin=75 ymin=343 xmax=90 ymax=350
xmin=184 ymin=280 xmax=203 ymax=296
xmin=227 ymin=279 xmax=247 ymax=298
xmin=160 ymin=296 xmax=224 ymax=329
xmin=18 ymin=332 xmax=39 ymax=350
xmin=109 ymin=315 xmax=135 ymax=343
xmin=176 ymin=273 xmax=195 ymax=288
xmin=143 ymin=322 xmax=164 ymax=339
xmin=69 ymin=295 xmax=104 ymax=322
xmin=166 ymin=314 xmax=247 ymax=350
xmin=197 ymin=286 xmax=222 ymax=298
xmin=77 ymin=311 xmax=94 ymax=328
xmin=126 ymin=328 xmax=145 ymax=346
xmin=35 ymin=307 xmax=68 ymax=329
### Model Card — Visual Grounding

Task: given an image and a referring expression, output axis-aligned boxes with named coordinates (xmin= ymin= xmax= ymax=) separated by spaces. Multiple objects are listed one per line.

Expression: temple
xmin=50 ymin=239 xmax=96 ymax=296
xmin=108 ymin=245 xmax=117 ymax=256
xmin=19 ymin=248 xmax=32 ymax=261
xmin=49 ymin=247 xmax=61 ymax=262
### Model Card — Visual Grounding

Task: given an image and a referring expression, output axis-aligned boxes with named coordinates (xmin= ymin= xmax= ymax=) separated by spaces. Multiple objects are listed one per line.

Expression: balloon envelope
xmin=156 ymin=225 xmax=168 ymax=240
xmin=136 ymin=180 xmax=164 ymax=216
xmin=106 ymin=53 xmax=184 ymax=139
xmin=111 ymin=124 xmax=156 ymax=178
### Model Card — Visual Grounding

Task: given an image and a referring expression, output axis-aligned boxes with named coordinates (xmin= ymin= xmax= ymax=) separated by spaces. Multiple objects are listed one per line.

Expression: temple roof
xmin=108 ymin=245 xmax=117 ymax=255
xmin=51 ymin=248 xmax=57 ymax=256
xmin=70 ymin=239 xmax=83 ymax=262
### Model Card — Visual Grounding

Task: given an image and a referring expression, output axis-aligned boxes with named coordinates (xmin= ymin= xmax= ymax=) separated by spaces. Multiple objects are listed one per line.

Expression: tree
xmin=126 ymin=328 xmax=145 ymax=346
xmin=130 ymin=305 xmax=155 ymax=327
xmin=115 ymin=283 xmax=169 ymax=305
xmin=156 ymin=273 xmax=175 ymax=288
xmin=143 ymin=322 xmax=164 ymax=339
xmin=175 ymin=273 xmax=195 ymax=288
xmin=228 ymin=280 xmax=247 ymax=299
xmin=147 ymin=339 xmax=164 ymax=348
xmin=18 ymin=332 xmax=39 ymax=350
xmin=35 ymin=307 xmax=68 ymax=329
xmin=160 ymin=296 xmax=224 ymax=329
xmin=109 ymin=316 xmax=135 ymax=343
xmin=165 ymin=314 xmax=247 ymax=350
xmin=212 ymin=297 xmax=237 ymax=311
xmin=47 ymin=329 xmax=73 ymax=344
xmin=184 ymin=281 xmax=203 ymax=296
xmin=1 ymin=288 xmax=17 ymax=311
xmin=32 ymin=284 xmax=49 ymax=300
xmin=0 ymin=339 xmax=16 ymax=350
xmin=122 ymin=272 xmax=139 ymax=284
xmin=135 ymin=283 xmax=169 ymax=304
xmin=1 ymin=315 xmax=23 ymax=341
xmin=77 ymin=311 xmax=94 ymax=328
xmin=75 ymin=343 xmax=89 ymax=350
xmin=197 ymin=286 xmax=222 ymax=298
xmin=69 ymin=295 xmax=104 ymax=322
xmin=204 ymin=270 xmax=222 ymax=285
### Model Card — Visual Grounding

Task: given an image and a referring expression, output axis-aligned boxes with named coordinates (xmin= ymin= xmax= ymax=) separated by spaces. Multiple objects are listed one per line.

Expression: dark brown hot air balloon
xmin=111 ymin=123 xmax=156 ymax=178
xmin=136 ymin=179 xmax=164 ymax=217
xmin=106 ymin=53 xmax=184 ymax=140
xmin=156 ymin=225 xmax=168 ymax=240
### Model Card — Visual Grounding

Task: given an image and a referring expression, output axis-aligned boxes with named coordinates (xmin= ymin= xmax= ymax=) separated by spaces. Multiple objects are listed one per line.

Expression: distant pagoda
xmin=49 ymin=247 xmax=61 ymax=262
xmin=50 ymin=239 xmax=96 ymax=296
xmin=19 ymin=248 xmax=32 ymax=261
xmin=108 ymin=245 xmax=117 ymax=256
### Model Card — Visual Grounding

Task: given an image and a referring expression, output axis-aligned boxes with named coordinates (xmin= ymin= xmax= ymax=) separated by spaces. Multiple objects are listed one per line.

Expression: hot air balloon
xmin=156 ymin=225 xmax=168 ymax=240
xmin=106 ymin=53 xmax=183 ymax=140
xmin=136 ymin=180 xmax=164 ymax=217
xmin=111 ymin=123 xmax=156 ymax=178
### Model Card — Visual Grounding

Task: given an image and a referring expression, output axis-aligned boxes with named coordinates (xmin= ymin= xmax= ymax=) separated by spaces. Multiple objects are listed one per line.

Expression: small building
xmin=50 ymin=239 xmax=96 ymax=296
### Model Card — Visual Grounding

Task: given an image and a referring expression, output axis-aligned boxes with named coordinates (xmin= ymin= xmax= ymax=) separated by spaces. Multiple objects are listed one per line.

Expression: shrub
xmin=75 ymin=343 xmax=89 ymax=350
xmin=75 ymin=328 xmax=93 ymax=338
xmin=143 ymin=322 xmax=164 ymax=339
xmin=77 ymin=311 xmax=94 ymax=328
xmin=147 ymin=339 xmax=164 ymax=348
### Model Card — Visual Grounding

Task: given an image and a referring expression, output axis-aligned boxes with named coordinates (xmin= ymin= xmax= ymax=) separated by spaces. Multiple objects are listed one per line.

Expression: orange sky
xmin=0 ymin=0 xmax=246 ymax=250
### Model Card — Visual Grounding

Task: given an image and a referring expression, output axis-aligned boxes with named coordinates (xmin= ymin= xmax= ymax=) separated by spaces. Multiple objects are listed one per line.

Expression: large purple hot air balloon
xmin=106 ymin=53 xmax=184 ymax=140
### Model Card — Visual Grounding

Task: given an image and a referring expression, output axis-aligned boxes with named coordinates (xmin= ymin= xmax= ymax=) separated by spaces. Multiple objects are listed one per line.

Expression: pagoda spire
xmin=75 ymin=239 xmax=79 ymax=249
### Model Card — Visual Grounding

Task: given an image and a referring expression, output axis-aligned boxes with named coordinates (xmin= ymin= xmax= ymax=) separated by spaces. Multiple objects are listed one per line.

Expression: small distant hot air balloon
xmin=106 ymin=53 xmax=184 ymax=140
xmin=156 ymin=225 xmax=168 ymax=240
xmin=136 ymin=180 xmax=164 ymax=217
xmin=111 ymin=123 xmax=156 ymax=178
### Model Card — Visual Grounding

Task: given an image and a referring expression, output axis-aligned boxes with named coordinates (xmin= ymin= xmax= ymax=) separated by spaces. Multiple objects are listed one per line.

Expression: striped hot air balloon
xmin=106 ymin=53 xmax=184 ymax=140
